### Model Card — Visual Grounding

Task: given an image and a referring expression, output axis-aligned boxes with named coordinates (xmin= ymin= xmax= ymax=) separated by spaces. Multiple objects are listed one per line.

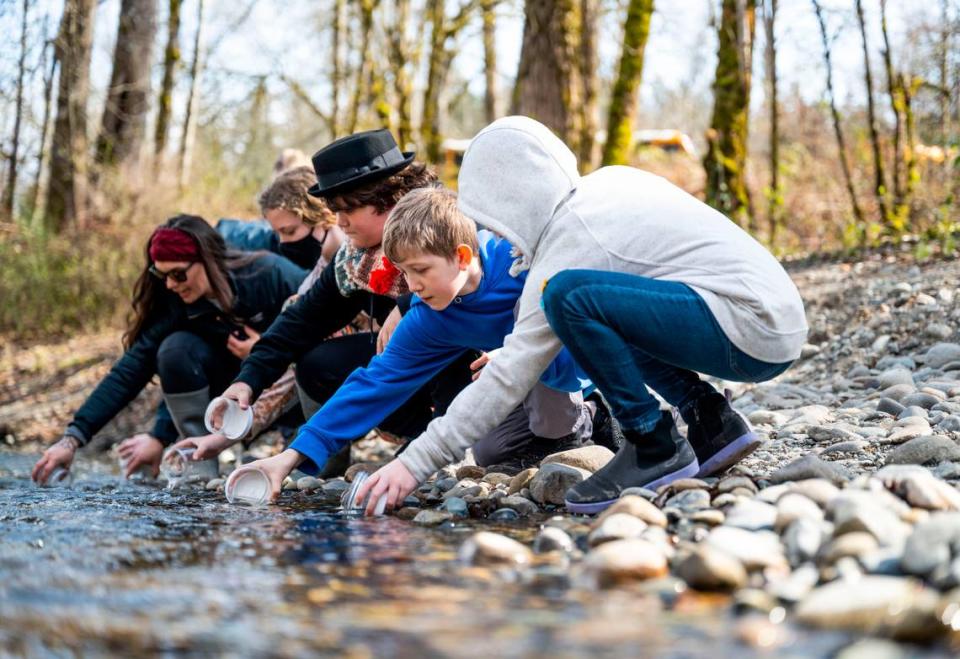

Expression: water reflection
xmin=0 ymin=449 xmax=918 ymax=657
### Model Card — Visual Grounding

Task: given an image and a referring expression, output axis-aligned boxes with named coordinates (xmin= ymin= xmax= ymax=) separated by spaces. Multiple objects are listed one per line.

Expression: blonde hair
xmin=258 ymin=166 xmax=335 ymax=228
xmin=383 ymin=187 xmax=478 ymax=263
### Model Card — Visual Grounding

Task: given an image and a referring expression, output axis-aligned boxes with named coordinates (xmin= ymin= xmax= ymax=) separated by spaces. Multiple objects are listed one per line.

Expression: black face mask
xmin=280 ymin=233 xmax=323 ymax=269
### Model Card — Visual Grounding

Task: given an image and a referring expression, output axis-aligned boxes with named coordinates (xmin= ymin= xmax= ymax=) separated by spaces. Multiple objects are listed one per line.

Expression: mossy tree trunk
xmin=2 ymin=0 xmax=30 ymax=220
xmin=854 ymin=0 xmax=891 ymax=229
xmin=702 ymin=0 xmax=756 ymax=228
xmin=761 ymin=0 xmax=782 ymax=246
xmin=481 ymin=0 xmax=498 ymax=124
xmin=511 ymin=0 xmax=581 ymax=154
xmin=154 ymin=0 xmax=181 ymax=165
xmin=45 ymin=0 xmax=97 ymax=233
xmin=600 ymin=0 xmax=653 ymax=167
xmin=878 ymin=0 xmax=908 ymax=232
xmin=388 ymin=0 xmax=415 ymax=147
xmin=95 ymin=0 xmax=157 ymax=171
xmin=577 ymin=0 xmax=599 ymax=168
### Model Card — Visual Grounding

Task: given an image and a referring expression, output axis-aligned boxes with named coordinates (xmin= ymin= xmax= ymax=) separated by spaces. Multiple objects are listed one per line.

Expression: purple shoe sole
xmin=564 ymin=458 xmax=701 ymax=515
xmin=695 ymin=431 xmax=762 ymax=478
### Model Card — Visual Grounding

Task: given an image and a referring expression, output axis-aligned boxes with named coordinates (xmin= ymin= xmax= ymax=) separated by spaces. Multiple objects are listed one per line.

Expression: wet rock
xmin=597 ymin=495 xmax=667 ymax=527
xmin=507 ymin=468 xmax=538 ymax=496
xmin=444 ymin=479 xmax=484 ymax=500
xmin=481 ymin=472 xmax=513 ymax=487
xmin=455 ymin=465 xmax=486 ymax=481
xmin=205 ymin=477 xmax=224 ymax=491
xmin=498 ymin=495 xmax=540 ymax=517
xmin=675 ymin=545 xmax=747 ymax=591
xmin=529 ymin=463 xmax=589 ymax=505
xmin=783 ymin=518 xmax=826 ymax=567
xmin=412 ymin=509 xmax=455 ymax=526
xmin=394 ymin=506 xmax=420 ymax=521
xmin=489 ymin=508 xmax=520 ymax=521
xmin=925 ymin=343 xmax=960 ymax=369
xmin=885 ymin=435 xmax=960 ymax=466
xmin=872 ymin=465 xmax=960 ymax=510
xmin=344 ymin=463 xmax=378 ymax=482
xmin=581 ymin=539 xmax=668 ymax=588
xmin=819 ymin=531 xmax=879 ymax=564
xmin=588 ymin=513 xmax=647 ymax=546
xmin=705 ymin=526 xmax=787 ymax=571
xmin=282 ymin=476 xmax=297 ymax=491
xmin=296 ymin=476 xmax=321 ymax=492
xmin=434 ymin=477 xmax=458 ymax=492
xmin=768 ymin=455 xmax=851 ymax=486
xmin=663 ymin=488 xmax=711 ymax=513
xmin=459 ymin=531 xmax=532 ymax=567
xmin=901 ymin=512 xmax=960 ymax=578
xmin=533 ymin=526 xmax=575 ymax=554
xmin=775 ymin=493 xmax=824 ymax=532
xmin=320 ymin=479 xmax=349 ymax=496
xmin=723 ymin=500 xmax=777 ymax=531
xmin=440 ymin=496 xmax=469 ymax=517
xmin=540 ymin=445 xmax=614 ymax=473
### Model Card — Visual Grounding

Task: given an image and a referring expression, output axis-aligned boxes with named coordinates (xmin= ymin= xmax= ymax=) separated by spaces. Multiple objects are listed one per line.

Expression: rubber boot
xmin=164 ymin=387 xmax=211 ymax=439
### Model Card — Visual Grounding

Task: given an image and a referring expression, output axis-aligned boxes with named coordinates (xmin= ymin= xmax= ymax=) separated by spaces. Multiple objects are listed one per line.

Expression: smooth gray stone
xmin=937 ymin=415 xmax=960 ymax=432
xmin=885 ymin=435 xmax=960 ymax=466
xmin=663 ymin=488 xmax=711 ymax=513
xmin=897 ymin=405 xmax=928 ymax=420
xmin=434 ymin=477 xmax=458 ymax=492
xmin=532 ymin=526 xmax=575 ymax=554
xmin=876 ymin=356 xmax=916 ymax=371
xmin=878 ymin=368 xmax=915 ymax=388
xmin=901 ymin=512 xmax=960 ymax=577
xmin=768 ymin=454 xmax=852 ymax=486
xmin=932 ymin=462 xmax=960 ymax=479
xmin=489 ymin=507 xmax=520 ymax=521
xmin=925 ymin=343 xmax=960 ymax=369
xmin=820 ymin=440 xmax=868 ymax=456
xmin=877 ymin=397 xmax=905 ymax=416
xmin=901 ymin=393 xmax=942 ymax=409
xmin=783 ymin=517 xmax=825 ymax=567
xmin=440 ymin=496 xmax=469 ymax=517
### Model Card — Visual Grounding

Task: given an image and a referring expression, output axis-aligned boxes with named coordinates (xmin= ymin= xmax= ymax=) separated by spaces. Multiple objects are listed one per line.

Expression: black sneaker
xmin=587 ymin=391 xmax=624 ymax=452
xmin=564 ymin=410 xmax=699 ymax=514
xmin=485 ymin=434 xmax=582 ymax=476
xmin=685 ymin=390 xmax=761 ymax=477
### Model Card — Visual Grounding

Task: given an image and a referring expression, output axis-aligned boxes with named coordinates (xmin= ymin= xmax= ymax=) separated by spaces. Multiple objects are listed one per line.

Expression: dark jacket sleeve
xmin=65 ymin=311 xmax=179 ymax=445
xmin=234 ymin=260 xmax=382 ymax=398
xmin=151 ymin=400 xmax=179 ymax=445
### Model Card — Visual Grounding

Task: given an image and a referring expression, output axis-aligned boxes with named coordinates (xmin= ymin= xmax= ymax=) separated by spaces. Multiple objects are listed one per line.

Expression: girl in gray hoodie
xmin=357 ymin=116 xmax=807 ymax=515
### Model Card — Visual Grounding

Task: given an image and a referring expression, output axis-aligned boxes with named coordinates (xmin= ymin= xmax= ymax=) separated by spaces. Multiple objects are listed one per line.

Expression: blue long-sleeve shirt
xmin=290 ymin=232 xmax=587 ymax=474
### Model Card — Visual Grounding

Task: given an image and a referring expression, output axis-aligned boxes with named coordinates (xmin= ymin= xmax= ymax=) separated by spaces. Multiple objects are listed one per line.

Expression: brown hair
xmin=124 ymin=214 xmax=258 ymax=348
xmin=383 ymin=188 xmax=479 ymax=263
xmin=323 ymin=162 xmax=438 ymax=214
xmin=258 ymin=166 xmax=335 ymax=228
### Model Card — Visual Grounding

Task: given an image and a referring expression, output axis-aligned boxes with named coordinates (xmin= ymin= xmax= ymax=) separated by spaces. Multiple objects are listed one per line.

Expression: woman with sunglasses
xmin=31 ymin=214 xmax=306 ymax=485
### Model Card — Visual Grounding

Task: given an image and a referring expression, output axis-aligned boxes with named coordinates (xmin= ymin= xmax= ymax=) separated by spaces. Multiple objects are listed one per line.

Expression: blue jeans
xmin=542 ymin=270 xmax=792 ymax=434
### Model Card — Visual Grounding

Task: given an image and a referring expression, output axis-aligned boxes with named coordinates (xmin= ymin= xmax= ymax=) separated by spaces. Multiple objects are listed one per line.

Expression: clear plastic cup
xmin=118 ymin=456 xmax=153 ymax=481
xmin=204 ymin=397 xmax=253 ymax=440
xmin=44 ymin=467 xmax=73 ymax=487
xmin=224 ymin=467 xmax=271 ymax=506
xmin=160 ymin=447 xmax=219 ymax=484
xmin=341 ymin=471 xmax=388 ymax=516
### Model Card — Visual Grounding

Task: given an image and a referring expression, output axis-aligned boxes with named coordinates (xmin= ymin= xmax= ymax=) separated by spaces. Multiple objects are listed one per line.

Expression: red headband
xmin=149 ymin=227 xmax=200 ymax=263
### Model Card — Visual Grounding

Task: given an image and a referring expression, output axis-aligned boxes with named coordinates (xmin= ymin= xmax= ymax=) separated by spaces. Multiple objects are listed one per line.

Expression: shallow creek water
xmin=0 ymin=450 xmax=929 ymax=657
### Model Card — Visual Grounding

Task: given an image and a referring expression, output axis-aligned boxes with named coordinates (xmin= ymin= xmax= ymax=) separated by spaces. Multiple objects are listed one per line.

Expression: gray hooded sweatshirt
xmin=398 ymin=116 xmax=808 ymax=482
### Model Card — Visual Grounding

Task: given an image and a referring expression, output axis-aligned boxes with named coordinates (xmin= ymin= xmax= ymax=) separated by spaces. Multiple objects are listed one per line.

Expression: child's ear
xmin=456 ymin=245 xmax=473 ymax=270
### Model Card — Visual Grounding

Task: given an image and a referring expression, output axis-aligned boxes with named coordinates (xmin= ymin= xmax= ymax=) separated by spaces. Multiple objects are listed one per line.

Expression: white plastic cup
xmin=44 ymin=467 xmax=73 ymax=487
xmin=161 ymin=447 xmax=219 ymax=483
xmin=204 ymin=397 xmax=253 ymax=440
xmin=341 ymin=471 xmax=387 ymax=516
xmin=224 ymin=467 xmax=271 ymax=506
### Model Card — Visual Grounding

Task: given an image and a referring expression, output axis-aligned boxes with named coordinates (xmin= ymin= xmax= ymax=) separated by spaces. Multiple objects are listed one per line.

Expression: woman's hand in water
xmin=234 ymin=449 xmax=303 ymax=503
xmin=376 ymin=307 xmax=402 ymax=355
xmin=211 ymin=382 xmax=254 ymax=429
xmin=117 ymin=433 xmax=164 ymax=478
xmin=31 ymin=435 xmax=79 ymax=485
xmin=171 ymin=433 xmax=232 ymax=461
xmin=226 ymin=325 xmax=261 ymax=360
xmin=354 ymin=458 xmax=419 ymax=516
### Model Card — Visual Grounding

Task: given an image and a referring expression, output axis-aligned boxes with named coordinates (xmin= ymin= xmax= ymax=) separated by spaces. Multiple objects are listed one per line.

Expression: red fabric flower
xmin=369 ymin=256 xmax=401 ymax=295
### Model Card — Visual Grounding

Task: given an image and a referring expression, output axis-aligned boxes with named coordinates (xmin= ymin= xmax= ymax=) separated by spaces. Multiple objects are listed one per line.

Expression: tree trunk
xmin=330 ymin=0 xmax=344 ymax=137
xmin=481 ymin=0 xmax=498 ymax=124
xmin=600 ymin=0 xmax=654 ymax=167
xmin=511 ymin=0 xmax=581 ymax=152
xmin=938 ymin=0 xmax=950 ymax=146
xmin=347 ymin=0 xmax=378 ymax=134
xmin=33 ymin=35 xmax=57 ymax=223
xmin=96 ymin=0 xmax=158 ymax=170
xmin=854 ymin=0 xmax=890 ymax=228
xmin=811 ymin=0 xmax=865 ymax=230
xmin=577 ymin=0 xmax=599 ymax=168
xmin=2 ymin=0 xmax=29 ymax=220
xmin=388 ymin=0 xmax=414 ymax=147
xmin=154 ymin=0 xmax=182 ymax=163
xmin=177 ymin=0 xmax=204 ymax=189
xmin=762 ymin=0 xmax=781 ymax=246
xmin=900 ymin=74 xmax=920 ymax=214
xmin=702 ymin=0 xmax=756 ymax=227
xmin=45 ymin=0 xmax=97 ymax=233
xmin=878 ymin=0 xmax=907 ymax=231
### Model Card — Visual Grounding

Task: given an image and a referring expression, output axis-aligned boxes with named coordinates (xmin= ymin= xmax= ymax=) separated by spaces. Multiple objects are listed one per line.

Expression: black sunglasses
xmin=149 ymin=262 xmax=197 ymax=284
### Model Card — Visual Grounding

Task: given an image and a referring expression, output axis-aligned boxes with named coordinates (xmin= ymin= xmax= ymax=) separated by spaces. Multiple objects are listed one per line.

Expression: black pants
xmin=294 ymin=332 xmax=477 ymax=440
xmin=156 ymin=330 xmax=241 ymax=395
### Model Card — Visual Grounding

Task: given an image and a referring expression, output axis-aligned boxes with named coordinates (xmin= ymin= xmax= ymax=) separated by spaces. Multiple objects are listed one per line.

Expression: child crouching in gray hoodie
xmin=356 ymin=116 xmax=807 ymax=515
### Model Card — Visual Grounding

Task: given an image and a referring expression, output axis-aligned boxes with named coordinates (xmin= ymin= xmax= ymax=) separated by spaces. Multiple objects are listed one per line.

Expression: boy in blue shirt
xmin=229 ymin=187 xmax=592 ymax=498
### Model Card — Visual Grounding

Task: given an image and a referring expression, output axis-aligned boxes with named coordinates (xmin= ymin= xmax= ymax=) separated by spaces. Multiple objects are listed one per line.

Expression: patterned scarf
xmin=334 ymin=243 xmax=409 ymax=299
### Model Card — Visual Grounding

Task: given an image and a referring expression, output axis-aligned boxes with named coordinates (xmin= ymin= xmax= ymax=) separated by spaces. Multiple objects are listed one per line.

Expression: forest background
xmin=0 ymin=0 xmax=957 ymax=342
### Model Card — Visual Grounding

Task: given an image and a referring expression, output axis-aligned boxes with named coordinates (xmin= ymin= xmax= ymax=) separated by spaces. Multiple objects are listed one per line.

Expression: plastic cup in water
xmin=204 ymin=397 xmax=253 ymax=440
xmin=224 ymin=467 xmax=271 ymax=506
xmin=160 ymin=447 xmax=219 ymax=484
xmin=118 ymin=457 xmax=153 ymax=481
xmin=341 ymin=471 xmax=388 ymax=516
xmin=44 ymin=467 xmax=73 ymax=487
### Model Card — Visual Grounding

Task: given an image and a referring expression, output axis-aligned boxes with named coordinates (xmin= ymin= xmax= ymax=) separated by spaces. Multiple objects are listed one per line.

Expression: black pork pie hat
xmin=307 ymin=128 xmax=415 ymax=198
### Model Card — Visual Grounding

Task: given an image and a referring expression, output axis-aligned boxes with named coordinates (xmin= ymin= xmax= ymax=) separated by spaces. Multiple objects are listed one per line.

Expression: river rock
xmin=768 ymin=454 xmax=852 ymax=486
xmin=689 ymin=509 xmax=726 ymax=526
xmin=581 ymin=539 xmax=668 ymax=588
xmin=489 ymin=508 xmax=520 ymax=521
xmin=529 ymin=463 xmax=589 ymax=505
xmin=440 ymin=496 xmax=469 ymax=517
xmin=834 ymin=639 xmax=910 ymax=659
xmin=344 ymin=463 xmax=378 ymax=481
xmin=481 ymin=472 xmax=513 ymax=487
xmin=508 ymin=468 xmax=538 ymax=495
xmin=770 ymin=563 xmax=820 ymax=602
xmin=296 ymin=476 xmax=322 ymax=492
xmin=533 ymin=527 xmax=575 ymax=554
xmin=459 ymin=531 xmax=532 ymax=566
xmin=455 ymin=465 xmax=487 ymax=481
xmin=925 ymin=343 xmax=960 ymax=369
xmin=705 ymin=526 xmax=787 ymax=571
xmin=901 ymin=512 xmax=960 ymax=577
xmin=723 ymin=500 xmax=777 ymax=531
xmin=872 ymin=464 xmax=960 ymax=510
xmin=878 ymin=368 xmax=915 ymax=389
xmin=588 ymin=513 xmax=647 ymax=546
xmin=413 ymin=509 xmax=455 ymax=526
xmin=663 ymin=488 xmax=711 ymax=513
xmin=877 ymin=398 xmax=906 ymax=416
xmin=808 ymin=424 xmax=863 ymax=444
xmin=775 ymin=493 xmax=824 ymax=532
xmin=783 ymin=518 xmax=826 ymax=567
xmin=828 ymin=492 xmax=910 ymax=547
xmin=540 ymin=445 xmax=615 ymax=473
xmin=497 ymin=495 xmax=540 ymax=516
xmin=885 ymin=435 xmax=960 ymax=466
xmin=320 ymin=479 xmax=349 ymax=496
xmin=901 ymin=393 xmax=942 ymax=410
xmin=676 ymin=545 xmax=747 ymax=591
xmin=598 ymin=495 xmax=667 ymax=527
xmin=819 ymin=531 xmax=879 ymax=564
xmin=937 ymin=415 xmax=960 ymax=433
xmin=715 ymin=476 xmax=758 ymax=495
xmin=205 ymin=477 xmax=224 ymax=491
